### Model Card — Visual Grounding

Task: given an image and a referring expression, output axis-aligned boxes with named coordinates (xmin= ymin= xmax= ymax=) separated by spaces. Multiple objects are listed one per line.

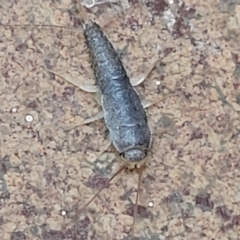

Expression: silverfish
xmin=50 ymin=1 xmax=163 ymax=233
xmin=84 ymin=20 xmax=152 ymax=165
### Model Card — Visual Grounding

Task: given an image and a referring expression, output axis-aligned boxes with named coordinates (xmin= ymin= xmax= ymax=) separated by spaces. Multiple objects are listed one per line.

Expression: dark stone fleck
xmin=123 ymin=238 xmax=141 ymax=240
xmin=146 ymin=0 xmax=168 ymax=16
xmin=233 ymin=83 xmax=240 ymax=90
xmin=84 ymin=174 xmax=109 ymax=189
xmin=232 ymin=215 xmax=240 ymax=226
xmin=25 ymin=183 xmax=42 ymax=197
xmin=75 ymin=129 xmax=80 ymax=137
xmin=79 ymin=216 xmax=90 ymax=229
xmin=65 ymin=216 xmax=91 ymax=240
xmin=182 ymin=91 xmax=192 ymax=100
xmin=30 ymin=225 xmax=39 ymax=236
xmin=0 ymin=155 xmax=11 ymax=175
xmin=0 ymin=216 xmax=4 ymax=225
xmin=125 ymin=204 xmax=153 ymax=220
xmin=190 ymin=128 xmax=203 ymax=140
xmin=119 ymin=188 xmax=134 ymax=201
xmin=69 ymin=6 xmax=83 ymax=28
xmin=232 ymin=52 xmax=238 ymax=63
xmin=11 ymin=231 xmax=26 ymax=240
xmin=172 ymin=17 xmax=186 ymax=39
xmin=161 ymin=225 xmax=168 ymax=232
xmin=182 ymin=187 xmax=190 ymax=196
xmin=0 ymin=191 xmax=10 ymax=200
xmin=220 ymin=214 xmax=240 ymax=232
xmin=215 ymin=205 xmax=232 ymax=222
xmin=164 ymin=47 xmax=174 ymax=55
xmin=157 ymin=114 xmax=173 ymax=129
xmin=41 ymin=229 xmax=64 ymax=240
xmin=178 ymin=3 xmax=196 ymax=19
xmin=63 ymin=86 xmax=75 ymax=98
xmin=128 ymin=0 xmax=138 ymax=5
xmin=26 ymin=100 xmax=38 ymax=109
xmin=123 ymin=231 xmax=161 ymax=240
xmin=181 ymin=209 xmax=190 ymax=219
xmin=124 ymin=17 xmax=141 ymax=31
xmin=184 ymin=224 xmax=192 ymax=232
xmin=163 ymin=191 xmax=183 ymax=204
xmin=195 ymin=192 xmax=214 ymax=211
xmin=52 ymin=93 xmax=57 ymax=100
xmin=15 ymin=43 xmax=28 ymax=52
xmin=22 ymin=203 xmax=37 ymax=218
xmin=56 ymin=30 xmax=63 ymax=40
xmin=236 ymin=94 xmax=240 ymax=105
xmin=200 ymin=232 xmax=207 ymax=237
xmin=43 ymin=163 xmax=60 ymax=185
xmin=217 ymin=0 xmax=238 ymax=13
xmin=142 ymin=174 xmax=155 ymax=183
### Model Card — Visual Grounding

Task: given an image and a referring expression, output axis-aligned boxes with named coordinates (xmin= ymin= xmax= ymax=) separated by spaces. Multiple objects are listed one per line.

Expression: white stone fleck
xmin=148 ymin=201 xmax=154 ymax=207
xmin=25 ymin=114 xmax=33 ymax=122
xmin=163 ymin=9 xmax=176 ymax=32
xmin=61 ymin=210 xmax=67 ymax=216
xmin=11 ymin=107 xmax=17 ymax=113
xmin=156 ymin=80 xmax=161 ymax=86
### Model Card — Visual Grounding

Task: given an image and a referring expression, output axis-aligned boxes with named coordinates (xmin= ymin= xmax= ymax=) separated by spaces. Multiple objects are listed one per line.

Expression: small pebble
xmin=61 ymin=210 xmax=67 ymax=216
xmin=148 ymin=201 xmax=154 ymax=207
xmin=156 ymin=80 xmax=161 ymax=86
xmin=11 ymin=107 xmax=17 ymax=113
xmin=25 ymin=114 xmax=33 ymax=122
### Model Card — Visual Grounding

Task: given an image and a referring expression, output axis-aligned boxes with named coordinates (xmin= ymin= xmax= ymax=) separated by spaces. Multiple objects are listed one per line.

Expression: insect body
xmin=84 ymin=20 xmax=151 ymax=165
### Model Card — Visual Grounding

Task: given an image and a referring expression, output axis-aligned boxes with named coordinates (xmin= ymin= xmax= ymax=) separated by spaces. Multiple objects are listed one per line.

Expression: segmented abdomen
xmin=83 ymin=21 xmax=151 ymax=153
xmin=83 ymin=21 xmax=129 ymax=93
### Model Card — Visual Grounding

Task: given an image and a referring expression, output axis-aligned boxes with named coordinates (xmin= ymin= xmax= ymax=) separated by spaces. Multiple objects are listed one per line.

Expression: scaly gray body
xmin=83 ymin=21 xmax=151 ymax=163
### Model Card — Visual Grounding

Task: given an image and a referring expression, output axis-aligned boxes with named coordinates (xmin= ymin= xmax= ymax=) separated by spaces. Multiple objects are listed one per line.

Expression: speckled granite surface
xmin=0 ymin=0 xmax=240 ymax=239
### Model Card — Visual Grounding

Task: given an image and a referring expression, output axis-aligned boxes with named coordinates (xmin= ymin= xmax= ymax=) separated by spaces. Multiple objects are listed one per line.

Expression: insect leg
xmin=131 ymin=165 xmax=145 ymax=235
xmin=82 ymin=0 xmax=113 ymax=8
xmin=83 ymin=165 xmax=125 ymax=208
xmin=94 ymin=90 xmax=102 ymax=105
xmin=80 ymin=88 xmax=106 ymax=125
xmin=63 ymin=162 xmax=125 ymax=230
xmin=47 ymin=70 xmax=105 ymax=128
xmin=47 ymin=70 xmax=99 ymax=93
xmin=141 ymin=93 xmax=177 ymax=110
xmin=67 ymin=164 xmax=125 ymax=226
xmin=141 ymin=99 xmax=155 ymax=109
xmin=130 ymin=58 xmax=161 ymax=87
xmin=84 ymin=110 xmax=104 ymax=124
xmin=63 ymin=110 xmax=104 ymax=132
